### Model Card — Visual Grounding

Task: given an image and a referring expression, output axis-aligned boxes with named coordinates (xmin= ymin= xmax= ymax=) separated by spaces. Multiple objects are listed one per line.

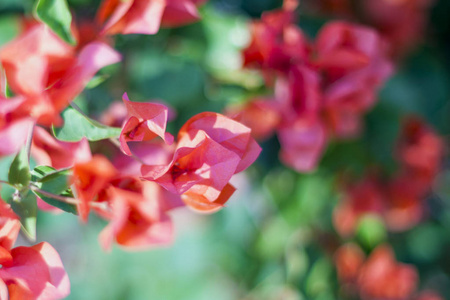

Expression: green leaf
xmin=11 ymin=190 xmax=37 ymax=241
xmin=31 ymin=166 xmax=77 ymax=214
xmin=31 ymin=165 xmax=57 ymax=181
xmin=35 ymin=0 xmax=76 ymax=45
xmin=8 ymin=148 xmax=30 ymax=189
xmin=52 ymin=106 xmax=122 ymax=142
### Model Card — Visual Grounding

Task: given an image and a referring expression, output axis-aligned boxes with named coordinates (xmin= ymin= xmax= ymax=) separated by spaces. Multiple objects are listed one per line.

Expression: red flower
xmin=72 ymin=155 xmax=118 ymax=221
xmin=226 ymin=99 xmax=281 ymax=141
xmin=97 ymin=0 xmax=207 ymax=35
xmin=335 ymin=243 xmax=365 ymax=284
xmin=242 ymin=1 xmax=309 ymax=76
xmin=0 ymin=97 xmax=34 ymax=157
xmin=98 ymin=178 xmax=175 ymax=251
xmin=0 ymin=200 xmax=70 ymax=300
xmin=277 ymin=116 xmax=327 ymax=172
xmin=31 ymin=127 xmax=92 ymax=170
xmin=363 ymin=0 xmax=435 ymax=57
xmin=0 ymin=200 xmax=21 ymax=257
xmin=384 ymin=175 xmax=425 ymax=232
xmin=314 ymin=21 xmax=391 ymax=81
xmin=333 ymin=176 xmax=386 ymax=237
xmin=0 ymin=24 xmax=121 ymax=126
xmin=119 ymin=93 xmax=174 ymax=156
xmin=396 ymin=117 xmax=444 ymax=190
xmin=358 ymin=245 xmax=418 ymax=300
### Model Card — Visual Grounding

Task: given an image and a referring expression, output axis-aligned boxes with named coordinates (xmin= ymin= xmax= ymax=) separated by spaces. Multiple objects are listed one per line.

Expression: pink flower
xmin=0 ymin=97 xmax=34 ymax=157
xmin=363 ymin=0 xmax=435 ymax=57
xmin=0 ymin=24 xmax=121 ymax=126
xmin=72 ymin=155 xmax=118 ymax=221
xmin=314 ymin=21 xmax=389 ymax=80
xmin=98 ymin=178 xmax=176 ymax=251
xmin=119 ymin=93 xmax=174 ymax=156
xmin=226 ymin=99 xmax=281 ymax=141
xmin=0 ymin=200 xmax=70 ymax=300
xmin=0 ymin=200 xmax=21 ymax=256
xmin=142 ymin=112 xmax=261 ymax=212
xmin=243 ymin=1 xmax=309 ymax=75
xmin=396 ymin=117 xmax=444 ymax=190
xmin=31 ymin=127 xmax=92 ymax=170
xmin=334 ymin=243 xmax=365 ymax=284
xmin=358 ymin=245 xmax=418 ymax=300
xmin=0 ymin=243 xmax=70 ymax=300
xmin=97 ymin=0 xmax=207 ymax=36
xmin=384 ymin=175 xmax=425 ymax=232
xmin=333 ymin=176 xmax=386 ymax=237
xmin=277 ymin=116 xmax=327 ymax=172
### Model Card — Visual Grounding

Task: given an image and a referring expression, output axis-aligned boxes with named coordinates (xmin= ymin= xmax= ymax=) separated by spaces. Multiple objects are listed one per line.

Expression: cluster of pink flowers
xmin=306 ymin=0 xmax=435 ymax=58
xmin=334 ymin=243 xmax=443 ymax=300
xmin=228 ymin=0 xmax=393 ymax=172
xmin=70 ymin=94 xmax=260 ymax=250
xmin=333 ymin=117 xmax=444 ymax=235
xmin=0 ymin=0 xmax=266 ymax=298
xmin=331 ymin=117 xmax=445 ymax=299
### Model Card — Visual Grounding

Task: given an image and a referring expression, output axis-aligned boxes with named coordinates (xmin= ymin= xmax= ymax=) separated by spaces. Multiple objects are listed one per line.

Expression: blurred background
xmin=1 ymin=0 xmax=450 ymax=299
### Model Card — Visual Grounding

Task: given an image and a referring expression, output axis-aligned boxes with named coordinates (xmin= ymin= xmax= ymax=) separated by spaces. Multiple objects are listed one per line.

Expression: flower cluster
xmin=229 ymin=0 xmax=393 ymax=172
xmin=305 ymin=0 xmax=435 ymax=58
xmin=0 ymin=0 xmax=266 ymax=298
xmin=333 ymin=117 xmax=444 ymax=235
xmin=335 ymin=243 xmax=442 ymax=300
xmin=70 ymin=94 xmax=260 ymax=249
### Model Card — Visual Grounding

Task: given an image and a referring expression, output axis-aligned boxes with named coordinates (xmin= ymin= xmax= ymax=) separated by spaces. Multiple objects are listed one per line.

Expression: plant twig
xmin=29 ymin=185 xmax=109 ymax=210
xmin=0 ymin=180 xmax=17 ymax=188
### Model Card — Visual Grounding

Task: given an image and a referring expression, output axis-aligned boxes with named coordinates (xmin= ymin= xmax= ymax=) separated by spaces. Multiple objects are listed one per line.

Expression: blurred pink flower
xmin=97 ymin=0 xmax=207 ymax=35
xmin=358 ymin=245 xmax=418 ymax=300
xmin=98 ymin=178 xmax=176 ymax=251
xmin=0 ymin=24 xmax=121 ymax=126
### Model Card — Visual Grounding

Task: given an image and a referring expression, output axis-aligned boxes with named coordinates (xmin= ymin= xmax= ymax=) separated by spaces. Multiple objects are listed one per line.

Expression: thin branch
xmin=0 ymin=180 xmax=16 ymax=188
xmin=29 ymin=185 xmax=108 ymax=210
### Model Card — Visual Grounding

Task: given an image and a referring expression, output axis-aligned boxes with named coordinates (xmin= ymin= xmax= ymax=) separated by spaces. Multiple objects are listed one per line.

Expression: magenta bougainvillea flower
xmin=97 ymin=0 xmax=207 ymax=35
xmin=119 ymin=93 xmax=174 ymax=156
xmin=0 ymin=24 xmax=121 ymax=126
xmin=237 ymin=2 xmax=393 ymax=172
xmin=0 ymin=200 xmax=70 ymax=300
xmin=142 ymin=112 xmax=261 ymax=212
